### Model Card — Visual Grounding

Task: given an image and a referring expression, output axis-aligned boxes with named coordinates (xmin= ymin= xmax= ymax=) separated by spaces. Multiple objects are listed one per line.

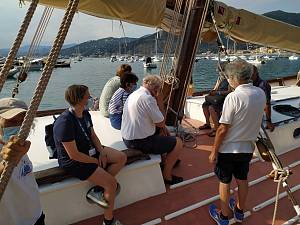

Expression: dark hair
xmin=116 ymin=64 xmax=132 ymax=77
xmin=120 ymin=72 xmax=139 ymax=89
xmin=252 ymin=65 xmax=258 ymax=75
xmin=65 ymin=84 xmax=89 ymax=106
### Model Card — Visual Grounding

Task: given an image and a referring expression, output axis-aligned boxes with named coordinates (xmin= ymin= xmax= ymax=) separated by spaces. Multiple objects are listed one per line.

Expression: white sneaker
xmin=86 ymin=186 xmax=109 ymax=208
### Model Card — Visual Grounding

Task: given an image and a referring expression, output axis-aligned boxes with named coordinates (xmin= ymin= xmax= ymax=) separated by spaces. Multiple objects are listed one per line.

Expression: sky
xmin=0 ymin=0 xmax=299 ymax=48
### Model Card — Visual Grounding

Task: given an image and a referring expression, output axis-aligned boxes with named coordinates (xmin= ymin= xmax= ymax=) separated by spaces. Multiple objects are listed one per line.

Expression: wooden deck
xmin=72 ymin=119 xmax=300 ymax=225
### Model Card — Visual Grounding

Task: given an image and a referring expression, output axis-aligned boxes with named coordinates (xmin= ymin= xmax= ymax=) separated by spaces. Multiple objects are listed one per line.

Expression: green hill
xmin=60 ymin=10 xmax=300 ymax=57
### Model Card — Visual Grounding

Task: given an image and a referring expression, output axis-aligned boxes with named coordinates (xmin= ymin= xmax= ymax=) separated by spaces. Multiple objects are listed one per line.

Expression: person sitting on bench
xmin=54 ymin=85 xmax=127 ymax=225
xmin=121 ymin=75 xmax=183 ymax=185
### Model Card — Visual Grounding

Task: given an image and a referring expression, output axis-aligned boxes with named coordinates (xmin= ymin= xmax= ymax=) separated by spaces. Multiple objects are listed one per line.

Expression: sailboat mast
xmin=165 ymin=0 xmax=210 ymax=125
xmin=155 ymin=31 xmax=158 ymax=56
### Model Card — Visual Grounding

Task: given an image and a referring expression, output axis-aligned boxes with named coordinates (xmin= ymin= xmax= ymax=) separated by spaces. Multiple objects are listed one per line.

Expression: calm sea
xmin=1 ymin=57 xmax=300 ymax=110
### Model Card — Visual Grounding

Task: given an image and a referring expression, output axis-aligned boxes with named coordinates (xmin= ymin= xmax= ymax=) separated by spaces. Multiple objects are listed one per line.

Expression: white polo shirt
xmin=121 ymin=86 xmax=164 ymax=140
xmin=219 ymin=83 xmax=266 ymax=153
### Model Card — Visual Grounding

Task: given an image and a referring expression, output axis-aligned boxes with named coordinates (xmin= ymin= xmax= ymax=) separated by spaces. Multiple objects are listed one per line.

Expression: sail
xmin=33 ymin=0 xmax=166 ymax=27
xmin=211 ymin=1 xmax=300 ymax=54
xmin=30 ymin=0 xmax=300 ymax=53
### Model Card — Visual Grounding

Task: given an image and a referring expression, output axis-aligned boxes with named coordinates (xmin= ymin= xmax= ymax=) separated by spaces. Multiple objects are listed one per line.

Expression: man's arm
xmin=0 ymin=161 xmax=4 ymax=175
xmin=265 ymin=104 xmax=274 ymax=131
xmin=209 ymin=123 xmax=230 ymax=163
xmin=263 ymin=82 xmax=275 ymax=132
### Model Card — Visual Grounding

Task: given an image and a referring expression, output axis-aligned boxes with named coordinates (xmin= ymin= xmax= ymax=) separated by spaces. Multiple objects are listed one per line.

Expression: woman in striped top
xmin=108 ymin=72 xmax=138 ymax=130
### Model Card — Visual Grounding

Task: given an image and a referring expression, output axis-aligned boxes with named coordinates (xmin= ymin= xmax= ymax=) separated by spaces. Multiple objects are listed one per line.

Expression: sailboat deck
xmin=72 ymin=119 xmax=300 ymax=225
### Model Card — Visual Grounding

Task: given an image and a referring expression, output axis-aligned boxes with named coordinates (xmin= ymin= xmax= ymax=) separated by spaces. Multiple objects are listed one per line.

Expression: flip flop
xmin=164 ymin=175 xmax=183 ymax=185
xmin=208 ymin=130 xmax=216 ymax=137
xmin=198 ymin=124 xmax=211 ymax=130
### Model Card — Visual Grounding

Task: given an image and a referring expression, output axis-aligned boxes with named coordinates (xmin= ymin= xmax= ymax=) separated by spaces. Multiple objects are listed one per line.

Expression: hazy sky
xmin=0 ymin=0 xmax=299 ymax=48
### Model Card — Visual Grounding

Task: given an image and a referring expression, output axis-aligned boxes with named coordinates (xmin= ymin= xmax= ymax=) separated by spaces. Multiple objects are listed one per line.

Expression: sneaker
xmin=86 ymin=186 xmax=109 ymax=208
xmin=229 ymin=197 xmax=244 ymax=223
xmin=102 ymin=218 xmax=123 ymax=225
xmin=209 ymin=204 xmax=229 ymax=225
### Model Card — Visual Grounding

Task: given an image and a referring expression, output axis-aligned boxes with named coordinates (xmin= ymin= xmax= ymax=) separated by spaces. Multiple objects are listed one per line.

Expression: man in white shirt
xmin=208 ymin=60 xmax=266 ymax=225
xmin=121 ymin=75 xmax=183 ymax=185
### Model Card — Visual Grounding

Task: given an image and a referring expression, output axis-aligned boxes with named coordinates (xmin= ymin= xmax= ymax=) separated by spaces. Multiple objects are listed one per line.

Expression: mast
xmin=165 ymin=0 xmax=210 ymax=125
xmin=155 ymin=31 xmax=158 ymax=57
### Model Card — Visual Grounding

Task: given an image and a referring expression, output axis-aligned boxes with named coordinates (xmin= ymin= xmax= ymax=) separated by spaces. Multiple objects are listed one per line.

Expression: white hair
xmin=224 ymin=59 xmax=253 ymax=83
xmin=143 ymin=75 xmax=162 ymax=90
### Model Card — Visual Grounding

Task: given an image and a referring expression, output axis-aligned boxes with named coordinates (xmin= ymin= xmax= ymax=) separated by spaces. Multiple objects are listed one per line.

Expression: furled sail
xmin=31 ymin=0 xmax=167 ymax=27
xmin=211 ymin=1 xmax=300 ymax=54
xmin=29 ymin=0 xmax=300 ymax=53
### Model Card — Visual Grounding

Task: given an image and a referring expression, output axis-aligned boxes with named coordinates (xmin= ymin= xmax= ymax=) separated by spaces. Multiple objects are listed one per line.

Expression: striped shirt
xmin=108 ymin=88 xmax=129 ymax=115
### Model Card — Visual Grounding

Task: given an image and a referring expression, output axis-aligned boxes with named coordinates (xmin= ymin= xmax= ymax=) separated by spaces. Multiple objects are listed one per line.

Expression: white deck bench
xmin=27 ymin=111 xmax=166 ymax=225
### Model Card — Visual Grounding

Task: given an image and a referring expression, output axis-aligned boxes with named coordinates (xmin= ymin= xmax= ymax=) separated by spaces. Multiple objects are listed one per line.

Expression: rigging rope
xmin=12 ymin=6 xmax=54 ymax=98
xmin=164 ymin=0 xmax=192 ymax=119
xmin=175 ymin=0 xmax=211 ymax=121
xmin=0 ymin=0 xmax=39 ymax=93
xmin=269 ymin=168 xmax=290 ymax=225
xmin=159 ymin=0 xmax=184 ymax=80
xmin=259 ymin=126 xmax=300 ymax=224
xmin=0 ymin=0 xmax=80 ymax=201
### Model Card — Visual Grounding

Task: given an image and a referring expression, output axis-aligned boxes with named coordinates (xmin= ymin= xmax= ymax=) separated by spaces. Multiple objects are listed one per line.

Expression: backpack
xmin=45 ymin=115 xmax=58 ymax=159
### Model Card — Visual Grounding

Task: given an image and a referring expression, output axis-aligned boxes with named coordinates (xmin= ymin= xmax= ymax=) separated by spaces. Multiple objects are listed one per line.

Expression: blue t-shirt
xmin=253 ymin=76 xmax=271 ymax=104
xmin=53 ymin=109 xmax=94 ymax=167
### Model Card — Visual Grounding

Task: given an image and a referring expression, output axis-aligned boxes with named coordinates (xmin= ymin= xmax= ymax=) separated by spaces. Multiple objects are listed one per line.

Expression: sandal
xmin=164 ymin=175 xmax=183 ymax=185
xmin=208 ymin=130 xmax=216 ymax=137
xmin=198 ymin=124 xmax=211 ymax=130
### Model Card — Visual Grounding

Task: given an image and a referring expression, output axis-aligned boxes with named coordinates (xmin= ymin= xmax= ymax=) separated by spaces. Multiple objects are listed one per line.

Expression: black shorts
xmin=214 ymin=153 xmax=253 ymax=184
xmin=123 ymin=134 xmax=177 ymax=155
xmin=63 ymin=151 xmax=100 ymax=181
xmin=34 ymin=212 xmax=45 ymax=225
xmin=202 ymin=100 xmax=223 ymax=113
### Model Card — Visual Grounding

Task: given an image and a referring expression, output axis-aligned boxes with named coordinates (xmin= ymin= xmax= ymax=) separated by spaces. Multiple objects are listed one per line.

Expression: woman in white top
xmin=0 ymin=98 xmax=44 ymax=225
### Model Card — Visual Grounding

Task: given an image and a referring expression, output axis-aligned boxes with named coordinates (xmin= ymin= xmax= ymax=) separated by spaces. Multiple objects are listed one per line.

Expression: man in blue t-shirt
xmin=252 ymin=65 xmax=274 ymax=132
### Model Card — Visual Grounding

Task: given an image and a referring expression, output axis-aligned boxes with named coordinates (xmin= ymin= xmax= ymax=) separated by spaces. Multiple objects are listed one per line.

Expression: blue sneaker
xmin=209 ymin=204 xmax=229 ymax=225
xmin=229 ymin=197 xmax=244 ymax=223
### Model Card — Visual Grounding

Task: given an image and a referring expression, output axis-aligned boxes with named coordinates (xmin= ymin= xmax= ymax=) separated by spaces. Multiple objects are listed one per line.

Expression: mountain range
xmin=1 ymin=10 xmax=299 ymax=57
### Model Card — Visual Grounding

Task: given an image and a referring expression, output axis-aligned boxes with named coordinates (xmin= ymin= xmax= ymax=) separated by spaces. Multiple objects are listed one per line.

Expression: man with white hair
xmin=121 ymin=75 xmax=183 ymax=185
xmin=208 ymin=60 xmax=266 ymax=225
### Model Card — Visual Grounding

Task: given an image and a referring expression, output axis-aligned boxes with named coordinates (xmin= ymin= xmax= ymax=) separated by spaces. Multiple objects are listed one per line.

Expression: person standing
xmin=208 ymin=60 xmax=266 ymax=225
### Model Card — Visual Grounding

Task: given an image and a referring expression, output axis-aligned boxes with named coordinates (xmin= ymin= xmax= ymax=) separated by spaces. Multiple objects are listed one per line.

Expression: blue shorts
xmin=123 ymin=134 xmax=177 ymax=155
xmin=109 ymin=113 xmax=122 ymax=130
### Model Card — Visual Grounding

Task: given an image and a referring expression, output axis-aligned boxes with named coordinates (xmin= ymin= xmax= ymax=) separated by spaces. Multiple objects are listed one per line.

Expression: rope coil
xmin=269 ymin=168 xmax=290 ymax=225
